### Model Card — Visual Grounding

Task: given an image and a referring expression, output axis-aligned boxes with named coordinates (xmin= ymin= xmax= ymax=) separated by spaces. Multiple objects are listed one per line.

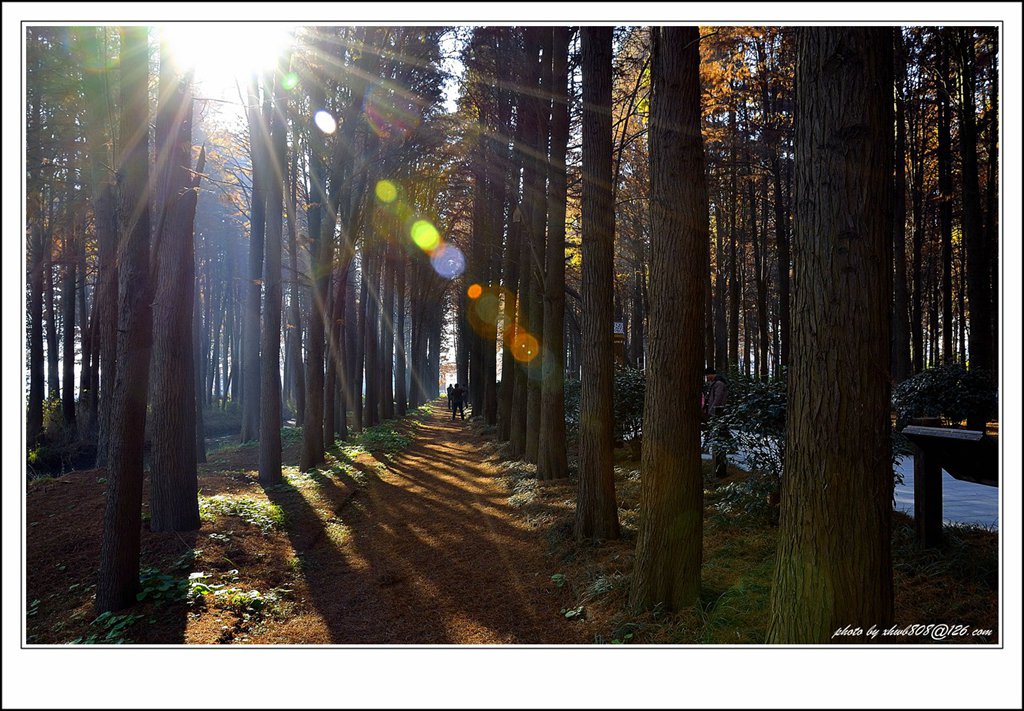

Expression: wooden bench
xmin=901 ymin=425 xmax=998 ymax=547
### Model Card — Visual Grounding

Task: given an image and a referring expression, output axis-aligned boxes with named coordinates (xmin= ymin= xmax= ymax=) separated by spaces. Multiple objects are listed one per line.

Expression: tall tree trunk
xmin=983 ymin=39 xmax=998 ymax=376
xmin=891 ymin=31 xmax=912 ymax=382
xmin=756 ymin=176 xmax=770 ymax=378
xmin=324 ymin=268 xmax=338 ymax=445
xmin=713 ymin=202 xmax=727 ymax=371
xmin=909 ymin=100 xmax=925 ymax=374
xmin=329 ymin=260 xmax=351 ymax=441
xmin=525 ymin=27 xmax=551 ymax=463
xmin=576 ymin=26 xmax=620 ymax=542
xmin=727 ymin=105 xmax=740 ymax=370
xmin=44 ymin=233 xmax=59 ymax=401
xmin=346 ymin=258 xmax=360 ymax=428
xmin=354 ymin=256 xmax=368 ymax=429
xmin=240 ymin=78 xmax=268 ymax=442
xmin=150 ymin=47 xmax=203 ymax=531
xmin=97 ymin=27 xmax=153 ymax=612
xmin=957 ymin=29 xmax=992 ymax=374
xmin=538 ymin=26 xmax=570 ymax=482
xmin=768 ymin=26 xmax=894 ymax=643
xmin=194 ymin=279 xmax=207 ymax=463
xmin=364 ymin=245 xmax=380 ymax=426
xmin=497 ymin=92 xmax=527 ymax=443
xmin=630 ymin=25 xmax=706 ymax=611
xmin=937 ymin=31 xmax=954 ymax=364
xmin=259 ymin=63 xmax=287 ymax=485
xmin=300 ymin=79 xmax=329 ymax=469
xmin=61 ymin=231 xmax=77 ymax=435
xmin=382 ymin=242 xmax=396 ymax=421
xmin=395 ymin=249 xmax=408 ymax=416
xmin=26 ymin=29 xmax=45 ymax=447
xmin=772 ymin=155 xmax=790 ymax=371
xmin=285 ymin=136 xmax=305 ymax=420
xmin=28 ymin=224 xmax=45 ymax=447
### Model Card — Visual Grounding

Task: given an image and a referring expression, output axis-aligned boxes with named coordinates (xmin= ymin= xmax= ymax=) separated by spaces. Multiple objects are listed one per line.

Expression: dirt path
xmin=253 ymin=402 xmax=588 ymax=644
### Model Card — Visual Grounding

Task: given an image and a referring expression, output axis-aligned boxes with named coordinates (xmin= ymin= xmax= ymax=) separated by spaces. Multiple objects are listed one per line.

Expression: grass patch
xmin=198 ymin=494 xmax=285 ymax=533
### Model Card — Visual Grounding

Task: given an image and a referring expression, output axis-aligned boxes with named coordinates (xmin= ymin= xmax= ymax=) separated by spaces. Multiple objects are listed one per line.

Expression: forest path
xmin=264 ymin=401 xmax=586 ymax=644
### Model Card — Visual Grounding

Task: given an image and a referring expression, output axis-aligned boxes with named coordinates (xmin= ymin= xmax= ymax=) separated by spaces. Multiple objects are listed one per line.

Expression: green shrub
xmin=198 ymin=495 xmax=285 ymax=533
xmin=564 ymin=366 xmax=646 ymax=442
xmin=70 ymin=611 xmax=143 ymax=645
xmin=612 ymin=366 xmax=645 ymax=442
xmin=892 ymin=363 xmax=997 ymax=430
xmin=202 ymin=401 xmax=243 ymax=437
xmin=351 ymin=423 xmax=411 ymax=454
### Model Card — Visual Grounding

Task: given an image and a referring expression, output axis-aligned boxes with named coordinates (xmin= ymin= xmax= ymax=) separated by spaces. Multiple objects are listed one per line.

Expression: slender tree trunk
xmin=150 ymin=48 xmax=203 ymax=531
xmin=97 ymin=27 xmax=153 ymax=612
xmin=61 ymin=230 xmax=77 ymax=435
xmin=756 ymin=176 xmax=770 ymax=378
xmin=713 ymin=202 xmax=727 ymax=370
xmin=576 ymin=26 xmax=620 ymax=542
xmin=984 ymin=44 xmax=998 ymax=375
xmin=772 ymin=155 xmax=790 ymax=371
xmin=240 ymin=79 xmax=268 ymax=442
xmin=958 ymin=29 xmax=992 ymax=374
xmin=497 ymin=99 xmax=526 ymax=443
xmin=937 ymin=32 xmax=954 ymax=364
xmin=768 ymin=26 xmax=894 ymax=643
xmin=328 ymin=261 xmax=351 ymax=441
xmin=630 ymin=26 xmax=706 ymax=611
xmin=525 ymin=27 xmax=551 ymax=463
xmin=26 ymin=30 xmax=45 ymax=448
xmin=382 ymin=242 xmax=396 ymax=420
xmin=891 ymin=31 xmax=912 ymax=382
xmin=909 ymin=102 xmax=925 ymax=374
xmin=395 ymin=249 xmax=407 ymax=416
xmin=727 ymin=106 xmax=740 ymax=371
xmin=258 ymin=63 xmax=287 ymax=485
xmin=354 ymin=257 xmax=368 ymax=429
xmin=364 ymin=245 xmax=380 ymax=426
xmin=346 ymin=259 xmax=360 ymax=428
xmin=194 ymin=279 xmax=207 ymax=463
xmin=300 ymin=80 xmax=328 ymax=469
xmin=285 ymin=137 xmax=305 ymax=420
xmin=538 ymin=26 xmax=570 ymax=481
xmin=44 ymin=233 xmax=59 ymax=401
xmin=76 ymin=241 xmax=93 ymax=438
xmin=324 ymin=268 xmax=338 ymax=445
xmin=28 ymin=224 xmax=45 ymax=446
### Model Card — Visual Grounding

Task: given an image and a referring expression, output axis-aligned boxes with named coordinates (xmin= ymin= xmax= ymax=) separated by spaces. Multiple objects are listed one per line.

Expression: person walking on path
xmin=703 ymin=367 xmax=730 ymax=478
xmin=451 ymin=383 xmax=467 ymax=421
xmin=446 ymin=383 xmax=454 ymax=411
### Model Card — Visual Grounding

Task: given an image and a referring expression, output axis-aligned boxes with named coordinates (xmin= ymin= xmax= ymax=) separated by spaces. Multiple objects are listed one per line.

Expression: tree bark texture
xmin=259 ymin=64 xmax=287 ymax=485
xmin=240 ymin=80 xmax=268 ymax=442
xmin=629 ymin=26 xmax=707 ymax=611
xmin=97 ymin=27 xmax=153 ymax=612
xmin=150 ymin=48 xmax=201 ymax=531
xmin=538 ymin=26 xmax=570 ymax=482
xmin=767 ymin=27 xmax=894 ymax=643
xmin=576 ymin=27 xmax=620 ymax=542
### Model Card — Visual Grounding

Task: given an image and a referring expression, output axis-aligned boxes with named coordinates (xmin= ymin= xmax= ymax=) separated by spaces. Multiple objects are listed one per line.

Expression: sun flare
xmin=160 ymin=23 xmax=294 ymax=93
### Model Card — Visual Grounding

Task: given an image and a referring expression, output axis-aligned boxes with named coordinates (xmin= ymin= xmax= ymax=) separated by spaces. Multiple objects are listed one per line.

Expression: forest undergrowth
xmin=25 ymin=402 xmax=997 ymax=645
